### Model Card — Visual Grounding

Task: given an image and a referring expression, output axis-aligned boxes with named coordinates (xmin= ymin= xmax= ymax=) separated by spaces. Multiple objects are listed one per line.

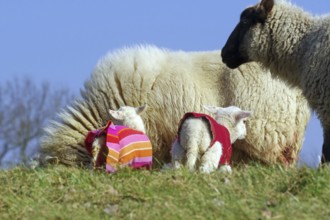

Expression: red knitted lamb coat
xmin=178 ymin=112 xmax=232 ymax=165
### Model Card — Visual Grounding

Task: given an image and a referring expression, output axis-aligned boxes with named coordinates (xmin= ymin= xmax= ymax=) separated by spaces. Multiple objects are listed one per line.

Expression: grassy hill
xmin=1 ymin=164 xmax=329 ymax=219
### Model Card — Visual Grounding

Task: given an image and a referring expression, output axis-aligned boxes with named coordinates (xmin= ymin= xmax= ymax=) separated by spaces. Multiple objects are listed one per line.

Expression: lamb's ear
xmin=259 ymin=0 xmax=274 ymax=14
xmin=135 ymin=104 xmax=147 ymax=115
xmin=108 ymin=109 xmax=124 ymax=120
xmin=202 ymin=105 xmax=218 ymax=114
xmin=234 ymin=110 xmax=252 ymax=122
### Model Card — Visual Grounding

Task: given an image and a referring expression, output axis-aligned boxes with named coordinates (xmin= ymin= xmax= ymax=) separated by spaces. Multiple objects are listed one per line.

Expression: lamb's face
xmin=203 ymin=105 xmax=252 ymax=143
xmin=108 ymin=104 xmax=147 ymax=132
xmin=215 ymin=106 xmax=251 ymax=142
xmin=108 ymin=106 xmax=134 ymax=124
xmin=234 ymin=116 xmax=248 ymax=140
xmin=221 ymin=0 xmax=274 ymax=69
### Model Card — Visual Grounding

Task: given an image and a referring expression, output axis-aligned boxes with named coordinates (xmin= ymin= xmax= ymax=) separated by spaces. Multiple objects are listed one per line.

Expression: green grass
xmin=1 ymin=164 xmax=330 ymax=220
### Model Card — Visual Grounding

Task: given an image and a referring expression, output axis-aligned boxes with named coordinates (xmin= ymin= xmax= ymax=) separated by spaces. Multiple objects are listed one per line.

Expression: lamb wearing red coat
xmin=171 ymin=105 xmax=251 ymax=173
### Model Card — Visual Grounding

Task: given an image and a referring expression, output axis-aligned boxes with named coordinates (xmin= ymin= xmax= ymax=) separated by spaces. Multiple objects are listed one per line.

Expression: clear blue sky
xmin=1 ymin=0 xmax=329 ymax=167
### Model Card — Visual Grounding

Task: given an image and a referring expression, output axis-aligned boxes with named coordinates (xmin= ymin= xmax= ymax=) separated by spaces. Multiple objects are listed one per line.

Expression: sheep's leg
xmin=170 ymin=139 xmax=185 ymax=169
xmin=199 ymin=142 xmax=222 ymax=173
xmin=322 ymin=127 xmax=330 ymax=163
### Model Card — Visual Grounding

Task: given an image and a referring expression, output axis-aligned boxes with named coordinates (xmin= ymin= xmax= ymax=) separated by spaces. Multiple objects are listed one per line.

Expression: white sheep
xmin=221 ymin=0 xmax=330 ymax=163
xmin=171 ymin=105 xmax=251 ymax=173
xmin=39 ymin=45 xmax=310 ymax=167
xmin=85 ymin=104 xmax=152 ymax=172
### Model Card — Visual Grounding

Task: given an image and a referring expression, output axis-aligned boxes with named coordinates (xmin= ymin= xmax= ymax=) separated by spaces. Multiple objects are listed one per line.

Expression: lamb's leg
xmin=185 ymin=139 xmax=199 ymax=171
xmin=322 ymin=127 xmax=330 ymax=163
xmin=199 ymin=142 xmax=222 ymax=173
xmin=92 ymin=135 xmax=106 ymax=167
xmin=218 ymin=165 xmax=232 ymax=174
xmin=170 ymin=139 xmax=185 ymax=169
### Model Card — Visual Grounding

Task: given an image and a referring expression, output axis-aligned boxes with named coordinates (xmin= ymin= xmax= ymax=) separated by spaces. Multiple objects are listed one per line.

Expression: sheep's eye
xmin=240 ymin=17 xmax=250 ymax=25
xmin=243 ymin=120 xmax=247 ymax=124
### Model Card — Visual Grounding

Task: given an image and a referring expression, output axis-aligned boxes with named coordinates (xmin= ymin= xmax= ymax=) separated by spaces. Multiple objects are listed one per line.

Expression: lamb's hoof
xmin=199 ymin=165 xmax=214 ymax=174
xmin=218 ymin=165 xmax=232 ymax=174
xmin=172 ymin=161 xmax=183 ymax=170
xmin=162 ymin=163 xmax=174 ymax=170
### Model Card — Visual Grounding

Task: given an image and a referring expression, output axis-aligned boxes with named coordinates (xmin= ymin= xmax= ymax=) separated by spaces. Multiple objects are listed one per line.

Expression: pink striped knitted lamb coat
xmin=85 ymin=121 xmax=152 ymax=173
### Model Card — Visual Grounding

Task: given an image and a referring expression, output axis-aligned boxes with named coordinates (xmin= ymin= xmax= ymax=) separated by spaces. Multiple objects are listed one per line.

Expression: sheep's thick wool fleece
xmin=39 ymin=45 xmax=310 ymax=167
xmin=178 ymin=112 xmax=232 ymax=165
xmin=85 ymin=121 xmax=152 ymax=173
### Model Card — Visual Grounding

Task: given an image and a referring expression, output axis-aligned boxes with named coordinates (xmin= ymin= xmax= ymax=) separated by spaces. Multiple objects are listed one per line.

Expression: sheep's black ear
xmin=255 ymin=0 xmax=274 ymax=23
xmin=260 ymin=0 xmax=274 ymax=14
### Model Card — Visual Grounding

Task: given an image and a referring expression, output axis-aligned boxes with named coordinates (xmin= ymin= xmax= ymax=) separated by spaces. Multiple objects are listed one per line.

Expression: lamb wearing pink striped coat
xmin=85 ymin=104 xmax=152 ymax=172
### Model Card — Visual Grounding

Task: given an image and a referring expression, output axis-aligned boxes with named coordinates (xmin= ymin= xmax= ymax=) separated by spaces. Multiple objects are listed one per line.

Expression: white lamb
xmin=39 ymin=45 xmax=310 ymax=167
xmin=89 ymin=104 xmax=147 ymax=167
xmin=221 ymin=0 xmax=330 ymax=163
xmin=171 ymin=105 xmax=251 ymax=173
